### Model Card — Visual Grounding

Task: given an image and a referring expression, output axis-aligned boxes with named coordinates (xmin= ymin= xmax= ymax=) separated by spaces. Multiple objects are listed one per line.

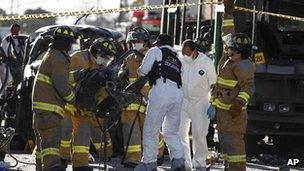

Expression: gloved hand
xmin=230 ymin=101 xmax=243 ymax=119
xmin=64 ymin=103 xmax=77 ymax=116
xmin=207 ymin=105 xmax=216 ymax=120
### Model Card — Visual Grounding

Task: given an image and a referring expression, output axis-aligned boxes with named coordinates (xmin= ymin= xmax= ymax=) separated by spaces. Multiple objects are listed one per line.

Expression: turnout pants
xmin=90 ymin=117 xmax=113 ymax=158
xmin=60 ymin=113 xmax=112 ymax=168
xmin=121 ymin=109 xmax=165 ymax=165
xmin=217 ymin=109 xmax=247 ymax=171
xmin=33 ymin=111 xmax=62 ymax=171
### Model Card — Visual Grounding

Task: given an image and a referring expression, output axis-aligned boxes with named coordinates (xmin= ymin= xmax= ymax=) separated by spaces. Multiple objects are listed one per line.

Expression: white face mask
xmin=184 ymin=56 xmax=193 ymax=63
xmin=183 ymin=51 xmax=194 ymax=62
xmin=133 ymin=43 xmax=144 ymax=51
xmin=96 ymin=56 xmax=108 ymax=66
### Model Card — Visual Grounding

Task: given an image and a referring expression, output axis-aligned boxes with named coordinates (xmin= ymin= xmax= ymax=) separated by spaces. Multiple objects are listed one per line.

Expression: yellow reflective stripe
xmin=129 ymin=77 xmax=137 ymax=83
xmin=64 ymin=103 xmax=76 ymax=114
xmin=126 ymin=144 xmax=141 ymax=153
xmin=33 ymin=101 xmax=64 ymax=118
xmin=69 ymin=71 xmax=76 ymax=84
xmin=93 ymin=139 xmax=112 ymax=150
xmin=35 ymin=151 xmax=42 ymax=159
xmin=126 ymin=139 xmax=163 ymax=153
xmin=212 ymin=99 xmax=232 ymax=110
xmin=63 ymin=91 xmax=75 ymax=102
xmin=37 ymin=73 xmax=52 ymax=85
xmin=226 ymin=154 xmax=246 ymax=163
xmin=130 ymin=77 xmax=150 ymax=87
xmin=126 ymin=103 xmax=146 ymax=113
xmin=144 ymin=82 xmax=150 ymax=87
xmin=40 ymin=148 xmax=60 ymax=158
xmin=212 ymin=99 xmax=247 ymax=110
xmin=217 ymin=77 xmax=238 ymax=88
xmin=73 ymin=146 xmax=89 ymax=153
xmin=60 ymin=140 xmax=71 ymax=148
xmin=223 ymin=19 xmax=234 ymax=27
xmin=210 ymin=95 xmax=215 ymax=103
xmin=158 ymin=138 xmax=164 ymax=148
xmin=237 ymin=92 xmax=250 ymax=103
xmin=222 ymin=153 xmax=228 ymax=160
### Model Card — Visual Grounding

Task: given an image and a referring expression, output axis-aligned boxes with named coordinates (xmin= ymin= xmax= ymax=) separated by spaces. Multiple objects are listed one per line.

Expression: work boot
xmin=171 ymin=158 xmax=186 ymax=171
xmin=73 ymin=166 xmax=93 ymax=171
xmin=134 ymin=162 xmax=157 ymax=171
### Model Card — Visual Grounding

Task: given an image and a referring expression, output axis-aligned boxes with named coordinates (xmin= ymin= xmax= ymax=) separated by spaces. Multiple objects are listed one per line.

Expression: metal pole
xmin=251 ymin=0 xmax=257 ymax=58
xmin=213 ymin=3 xmax=224 ymax=69
xmin=173 ymin=0 xmax=181 ymax=45
xmin=196 ymin=0 xmax=203 ymax=38
xmin=210 ymin=0 xmax=214 ymax=27
xmin=179 ymin=0 xmax=187 ymax=45
xmin=160 ymin=0 xmax=169 ymax=34
xmin=166 ymin=0 xmax=172 ymax=34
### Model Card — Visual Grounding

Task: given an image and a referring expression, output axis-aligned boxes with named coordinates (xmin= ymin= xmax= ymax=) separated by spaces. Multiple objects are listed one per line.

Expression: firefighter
xmin=179 ymin=40 xmax=217 ymax=171
xmin=32 ymin=26 xmax=77 ymax=171
xmin=134 ymin=34 xmax=185 ymax=171
xmin=60 ymin=38 xmax=116 ymax=171
xmin=211 ymin=33 xmax=255 ymax=171
xmin=120 ymin=28 xmax=165 ymax=167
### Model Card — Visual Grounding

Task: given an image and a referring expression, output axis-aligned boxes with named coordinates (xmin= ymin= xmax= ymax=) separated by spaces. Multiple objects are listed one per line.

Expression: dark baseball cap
xmin=153 ymin=33 xmax=173 ymax=46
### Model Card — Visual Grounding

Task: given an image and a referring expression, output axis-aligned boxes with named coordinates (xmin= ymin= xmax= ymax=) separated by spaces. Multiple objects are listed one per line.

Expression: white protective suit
xmin=1 ymin=35 xmax=23 ymax=57
xmin=179 ymin=52 xmax=217 ymax=169
xmin=138 ymin=45 xmax=184 ymax=164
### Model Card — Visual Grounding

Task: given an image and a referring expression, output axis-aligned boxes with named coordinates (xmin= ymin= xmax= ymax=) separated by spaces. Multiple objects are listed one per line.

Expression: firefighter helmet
xmin=195 ymin=32 xmax=213 ymax=52
xmin=126 ymin=27 xmax=150 ymax=42
xmin=225 ymin=33 xmax=252 ymax=52
xmin=53 ymin=26 xmax=77 ymax=43
xmin=91 ymin=38 xmax=117 ymax=56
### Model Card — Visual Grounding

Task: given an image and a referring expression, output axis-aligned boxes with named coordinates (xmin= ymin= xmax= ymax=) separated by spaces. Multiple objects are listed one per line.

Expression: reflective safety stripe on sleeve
xmin=35 ymin=151 xmax=42 ymax=159
xmin=226 ymin=154 xmax=246 ymax=163
xmin=159 ymin=138 xmax=165 ymax=149
xmin=217 ymin=77 xmax=238 ymax=88
xmin=129 ymin=78 xmax=137 ymax=83
xmin=93 ymin=139 xmax=112 ymax=150
xmin=73 ymin=146 xmax=90 ymax=154
xmin=212 ymin=99 xmax=247 ymax=111
xmin=237 ymin=92 xmax=250 ymax=103
xmin=40 ymin=148 xmax=60 ymax=158
xmin=60 ymin=140 xmax=71 ymax=148
xmin=223 ymin=19 xmax=234 ymax=27
xmin=63 ymin=91 xmax=75 ymax=102
xmin=126 ymin=103 xmax=146 ymax=113
xmin=33 ymin=101 xmax=65 ymax=118
xmin=212 ymin=99 xmax=232 ymax=110
xmin=37 ymin=73 xmax=52 ymax=85
xmin=129 ymin=77 xmax=150 ymax=87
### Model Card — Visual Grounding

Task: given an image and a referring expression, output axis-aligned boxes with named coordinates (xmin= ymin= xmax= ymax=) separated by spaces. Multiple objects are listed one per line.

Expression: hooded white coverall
xmin=179 ymin=52 xmax=217 ymax=169
xmin=138 ymin=45 xmax=184 ymax=164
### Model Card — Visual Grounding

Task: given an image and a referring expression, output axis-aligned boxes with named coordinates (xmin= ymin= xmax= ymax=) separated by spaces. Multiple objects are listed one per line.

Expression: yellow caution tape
xmin=0 ymin=2 xmax=220 ymax=21
xmin=234 ymin=6 xmax=304 ymax=22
